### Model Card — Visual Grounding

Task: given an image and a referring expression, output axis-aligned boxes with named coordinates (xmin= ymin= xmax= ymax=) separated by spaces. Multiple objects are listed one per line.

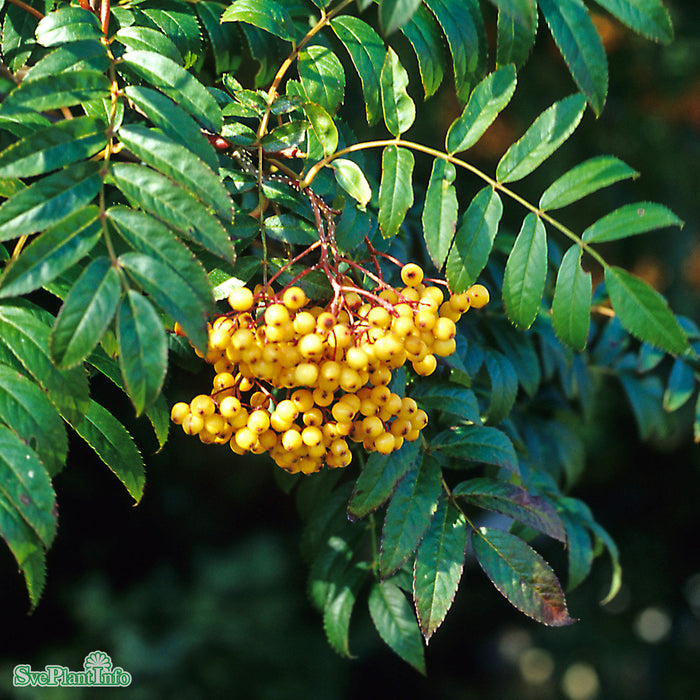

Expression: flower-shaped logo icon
xmin=83 ymin=651 xmax=113 ymax=673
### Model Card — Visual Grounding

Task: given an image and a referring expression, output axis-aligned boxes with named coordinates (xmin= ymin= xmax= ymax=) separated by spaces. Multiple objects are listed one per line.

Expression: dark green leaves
xmin=538 ymin=0 xmax=608 ymax=115
xmin=595 ymin=0 xmax=673 ymax=43
xmin=0 ymin=206 xmax=101 ymax=299
xmin=540 ymin=156 xmax=638 ymax=211
xmin=432 ymin=425 xmax=519 ymax=474
xmin=496 ymin=94 xmax=587 ymax=183
xmin=35 ymin=6 xmax=103 ymax=47
xmin=378 ymin=146 xmax=414 ymax=238
xmin=503 ymin=213 xmax=547 ymax=330
xmin=50 ymin=257 xmax=121 ymax=369
xmin=0 ymin=162 xmax=102 ymax=241
xmin=297 ymin=45 xmax=345 ymax=115
xmin=379 ymin=454 xmax=442 ymax=577
xmin=221 ymin=0 xmax=296 ymax=42
xmin=119 ymin=50 xmax=222 ymax=133
xmin=117 ymin=291 xmax=167 ymax=416
xmin=605 ymin=266 xmax=689 ymax=354
xmin=445 ymin=186 xmax=503 ymax=293
xmin=0 ymin=116 xmax=106 ymax=179
xmin=413 ymin=498 xmax=466 ymax=642
xmin=331 ymin=16 xmax=385 ymax=125
xmin=423 ymin=159 xmax=458 ymax=270
xmin=369 ymin=580 xmax=426 ymax=674
xmin=381 ymin=48 xmax=415 ymax=136
xmin=472 ymin=527 xmax=576 ymax=626
xmin=552 ymin=245 xmax=591 ymax=351
xmin=402 ymin=4 xmax=446 ymax=98
xmin=583 ymin=202 xmax=682 ymax=243
xmin=380 ymin=0 xmax=422 ymax=36
xmin=446 ymin=64 xmax=516 ymax=154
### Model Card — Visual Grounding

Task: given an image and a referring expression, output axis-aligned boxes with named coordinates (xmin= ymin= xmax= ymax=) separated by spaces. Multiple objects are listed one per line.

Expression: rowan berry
xmin=401 ymin=263 xmax=424 ymax=287
xmin=467 ymin=284 xmax=489 ymax=308
xmin=170 ymin=402 xmax=191 ymax=425
xmin=228 ymin=286 xmax=255 ymax=312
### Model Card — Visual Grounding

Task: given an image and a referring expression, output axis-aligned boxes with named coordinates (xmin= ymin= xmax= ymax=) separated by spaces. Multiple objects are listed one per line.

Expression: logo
xmin=12 ymin=651 xmax=132 ymax=688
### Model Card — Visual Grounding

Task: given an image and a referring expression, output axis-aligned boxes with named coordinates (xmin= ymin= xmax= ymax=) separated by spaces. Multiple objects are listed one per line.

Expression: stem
xmin=300 ymin=138 xmax=608 ymax=269
xmin=6 ymin=0 xmax=43 ymax=20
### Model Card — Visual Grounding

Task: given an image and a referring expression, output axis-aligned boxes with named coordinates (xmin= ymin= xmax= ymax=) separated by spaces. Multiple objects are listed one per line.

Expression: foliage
xmin=0 ymin=0 xmax=695 ymax=672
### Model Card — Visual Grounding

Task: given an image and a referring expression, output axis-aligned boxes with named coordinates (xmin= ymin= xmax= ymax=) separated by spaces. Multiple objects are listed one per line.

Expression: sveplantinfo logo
xmin=12 ymin=650 xmax=131 ymax=688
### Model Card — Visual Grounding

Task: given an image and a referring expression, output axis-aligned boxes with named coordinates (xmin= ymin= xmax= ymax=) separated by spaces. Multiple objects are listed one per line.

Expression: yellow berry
xmin=401 ymin=263 xmax=424 ymax=287
xmin=228 ymin=286 xmax=254 ymax=311
xmin=220 ymin=396 xmax=242 ymax=418
xmin=182 ymin=414 xmax=204 ymax=435
xmin=170 ymin=402 xmax=191 ymax=425
xmin=190 ymin=394 xmax=216 ymax=417
xmin=264 ymin=303 xmax=290 ymax=327
xmin=467 ymin=284 xmax=490 ymax=309
xmin=247 ymin=409 xmax=271 ymax=434
xmin=282 ymin=429 xmax=303 ymax=452
xmin=282 ymin=286 xmax=307 ymax=310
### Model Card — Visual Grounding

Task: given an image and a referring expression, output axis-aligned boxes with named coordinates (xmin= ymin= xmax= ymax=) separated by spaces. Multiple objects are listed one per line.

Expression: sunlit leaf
xmin=378 ymin=146 xmax=414 ymax=238
xmin=551 ymin=245 xmax=591 ymax=351
xmin=221 ymin=0 xmax=296 ymax=42
xmin=380 ymin=47 xmax=415 ymax=137
xmin=582 ymin=202 xmax=682 ymax=243
xmin=402 ymin=4 xmax=446 ymax=98
xmin=298 ymin=45 xmax=345 ymax=115
xmin=333 ymin=158 xmax=372 ymax=207
xmin=595 ymin=0 xmax=673 ymax=43
xmin=422 ymin=158 xmax=458 ymax=270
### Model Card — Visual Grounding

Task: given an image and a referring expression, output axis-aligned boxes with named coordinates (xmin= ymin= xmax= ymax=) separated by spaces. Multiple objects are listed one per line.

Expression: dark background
xmin=2 ymin=2 xmax=700 ymax=698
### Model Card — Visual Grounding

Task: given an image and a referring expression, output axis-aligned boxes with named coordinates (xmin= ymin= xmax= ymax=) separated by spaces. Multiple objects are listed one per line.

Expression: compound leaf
xmin=378 ymin=146 xmax=414 ymax=238
xmin=221 ymin=0 xmax=296 ymax=42
xmin=431 ymin=425 xmax=519 ymax=475
xmin=552 ymin=245 xmax=591 ymax=351
xmin=381 ymin=47 xmax=415 ymax=137
xmin=423 ymin=158 xmax=458 ymax=271
xmin=401 ymin=3 xmax=446 ymax=98
xmin=298 ymin=45 xmax=345 ymax=115
xmin=582 ymin=202 xmax=682 ymax=243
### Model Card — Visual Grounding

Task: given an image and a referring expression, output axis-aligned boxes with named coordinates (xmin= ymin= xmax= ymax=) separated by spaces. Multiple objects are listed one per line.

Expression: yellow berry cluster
xmin=171 ymin=263 xmax=489 ymax=474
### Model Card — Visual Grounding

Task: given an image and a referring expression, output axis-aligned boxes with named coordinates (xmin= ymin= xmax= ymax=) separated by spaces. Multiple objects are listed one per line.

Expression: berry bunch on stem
xmin=172 ymin=192 xmax=489 ymax=474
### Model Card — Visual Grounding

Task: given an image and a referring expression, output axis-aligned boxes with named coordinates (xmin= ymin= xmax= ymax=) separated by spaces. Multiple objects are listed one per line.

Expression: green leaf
xmin=445 ymin=64 xmax=517 ymax=154
xmin=107 ymin=206 xmax=213 ymax=310
xmin=0 ymin=206 xmax=101 ymax=299
xmin=23 ymin=39 xmax=110 ymax=82
xmin=123 ymin=85 xmax=219 ymax=171
xmin=587 ymin=520 xmax=622 ymax=605
xmin=0 ymin=363 xmax=67 ymax=479
xmin=605 ymin=266 xmax=689 ymax=354
xmin=2 ymin=2 xmax=40 ymax=72
xmin=69 ymin=399 xmax=145 ymax=503
xmin=117 ymin=291 xmax=167 ymax=416
xmin=594 ymin=0 xmax=673 ymax=43
xmin=431 ymin=425 xmax=519 ymax=475
xmin=496 ymin=5 xmax=538 ymax=68
xmin=380 ymin=0 xmax=422 ymax=35
xmin=380 ymin=454 xmax=442 ymax=577
xmin=424 ymin=0 xmax=483 ymax=101
xmin=109 ymin=162 xmax=234 ymax=263
xmin=380 ymin=47 xmax=415 ymax=137
xmin=114 ymin=26 xmax=183 ymax=64
xmin=422 ymin=158 xmax=458 ymax=270
xmin=0 ymin=492 xmax=46 ymax=610
xmin=538 ymin=0 xmax=608 ymax=115
xmin=0 ymin=424 xmax=56 ymax=548
xmin=663 ymin=357 xmax=695 ymax=412
xmin=445 ymin=186 xmax=503 ymax=294
xmin=368 ymin=580 xmax=426 ymax=675
xmin=50 ymin=256 xmax=121 ymax=369
xmin=261 ymin=120 xmax=309 ymax=153
xmin=472 ymin=526 xmax=576 ymax=626
xmin=582 ymin=202 xmax=683 ymax=243
xmin=378 ymin=146 xmax=414 ymax=238
xmin=196 ymin=1 xmax=241 ymax=74
xmin=483 ymin=350 xmax=519 ymax=424
xmin=323 ymin=564 xmax=367 ymax=658
xmin=119 ymin=251 xmax=209 ymax=353
xmin=402 ymin=4 xmax=446 ymax=98
xmin=502 ymin=213 xmax=547 ymax=330
xmin=331 ymin=16 xmax=385 ymax=125
xmin=496 ymin=93 xmax=587 ymax=183
xmin=551 ymin=245 xmax=591 ymax=351
xmin=116 ymin=124 xmax=233 ymax=220
xmin=140 ymin=1 xmax=203 ymax=60
xmin=455 ymin=478 xmax=566 ymax=542
xmin=1 ymin=70 xmax=110 ymax=113
xmin=488 ymin=0 xmax=536 ymax=30
xmin=333 ymin=158 xmax=372 ymax=208
xmin=619 ymin=372 xmax=665 ymax=441
xmin=298 ymin=45 xmax=345 ymax=115
xmin=410 ymin=382 xmax=481 ymax=424
xmin=559 ymin=510 xmax=594 ymax=591
xmin=412 ymin=498 xmax=466 ymax=642
xmin=0 ymin=302 xmax=89 ymax=426
xmin=221 ymin=0 xmax=296 ymax=42
xmin=35 ymin=6 xmax=103 ymax=46
xmin=348 ymin=440 xmax=421 ymax=521
xmin=0 ymin=161 xmax=102 ymax=241
xmin=264 ymin=213 xmax=317 ymax=245
xmin=0 ymin=116 xmax=106 ymax=179
xmin=539 ymin=156 xmax=638 ymax=211
xmin=302 ymin=102 xmax=339 ymax=157
xmin=119 ymin=50 xmax=222 ymax=133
